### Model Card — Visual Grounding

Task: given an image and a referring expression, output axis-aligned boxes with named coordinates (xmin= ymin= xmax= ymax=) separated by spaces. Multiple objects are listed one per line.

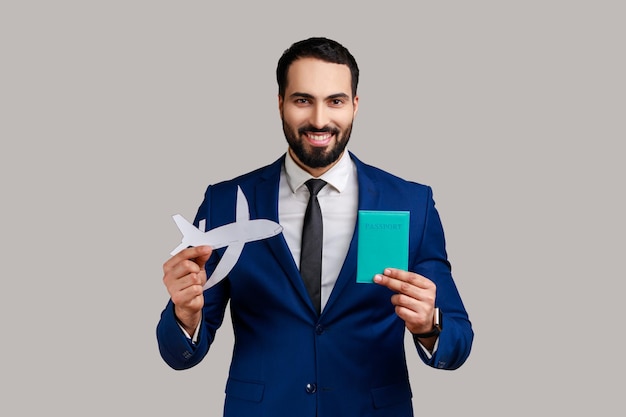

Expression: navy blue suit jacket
xmin=157 ymin=152 xmax=473 ymax=417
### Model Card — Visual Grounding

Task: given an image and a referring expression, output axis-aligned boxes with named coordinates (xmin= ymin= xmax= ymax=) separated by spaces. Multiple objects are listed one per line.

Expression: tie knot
xmin=305 ymin=179 xmax=327 ymax=196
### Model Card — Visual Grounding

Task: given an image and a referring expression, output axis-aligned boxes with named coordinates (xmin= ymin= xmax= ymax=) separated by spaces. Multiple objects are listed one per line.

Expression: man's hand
xmin=374 ymin=268 xmax=437 ymax=336
xmin=162 ymin=245 xmax=212 ymax=335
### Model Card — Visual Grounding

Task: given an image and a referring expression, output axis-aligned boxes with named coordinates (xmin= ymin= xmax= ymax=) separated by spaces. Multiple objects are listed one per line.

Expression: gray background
xmin=2 ymin=1 xmax=624 ymax=415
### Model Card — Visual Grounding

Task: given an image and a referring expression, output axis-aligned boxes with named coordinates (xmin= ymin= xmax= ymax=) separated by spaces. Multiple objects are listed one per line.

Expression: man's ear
xmin=353 ymin=95 xmax=359 ymax=117
xmin=278 ymin=94 xmax=284 ymax=115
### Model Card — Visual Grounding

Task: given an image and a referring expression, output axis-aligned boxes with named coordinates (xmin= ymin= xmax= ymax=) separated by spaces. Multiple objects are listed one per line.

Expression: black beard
xmin=282 ymin=121 xmax=353 ymax=169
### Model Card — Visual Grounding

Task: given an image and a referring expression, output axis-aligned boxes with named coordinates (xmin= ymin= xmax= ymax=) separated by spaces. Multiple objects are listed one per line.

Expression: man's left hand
xmin=373 ymin=268 xmax=437 ymax=335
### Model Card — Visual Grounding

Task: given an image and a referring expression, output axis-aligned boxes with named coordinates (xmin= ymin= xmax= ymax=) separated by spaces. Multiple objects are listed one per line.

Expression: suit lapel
xmin=253 ymin=156 xmax=317 ymax=313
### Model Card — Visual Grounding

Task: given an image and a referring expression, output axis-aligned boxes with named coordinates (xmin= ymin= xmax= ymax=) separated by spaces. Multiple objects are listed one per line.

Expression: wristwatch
xmin=413 ymin=307 xmax=442 ymax=338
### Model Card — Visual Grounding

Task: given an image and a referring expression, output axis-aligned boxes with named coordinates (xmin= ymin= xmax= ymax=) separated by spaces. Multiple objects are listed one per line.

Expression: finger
xmin=374 ymin=270 xmax=436 ymax=304
xmin=170 ymin=279 xmax=205 ymax=308
xmin=175 ymin=269 xmax=206 ymax=289
xmin=194 ymin=247 xmax=212 ymax=268
xmin=382 ymin=268 xmax=432 ymax=289
xmin=390 ymin=293 xmax=422 ymax=311
xmin=163 ymin=245 xmax=212 ymax=272
xmin=393 ymin=304 xmax=424 ymax=322
xmin=394 ymin=304 xmax=434 ymax=334
xmin=165 ymin=270 xmax=206 ymax=303
xmin=389 ymin=290 xmax=436 ymax=327
xmin=164 ymin=258 xmax=200 ymax=283
xmin=163 ymin=257 xmax=208 ymax=292
xmin=390 ymin=291 xmax=434 ymax=315
xmin=373 ymin=272 xmax=421 ymax=298
xmin=391 ymin=299 xmax=422 ymax=328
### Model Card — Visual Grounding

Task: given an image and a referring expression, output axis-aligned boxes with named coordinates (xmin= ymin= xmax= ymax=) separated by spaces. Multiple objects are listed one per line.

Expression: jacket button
xmin=305 ymin=383 xmax=317 ymax=394
xmin=315 ymin=324 xmax=324 ymax=334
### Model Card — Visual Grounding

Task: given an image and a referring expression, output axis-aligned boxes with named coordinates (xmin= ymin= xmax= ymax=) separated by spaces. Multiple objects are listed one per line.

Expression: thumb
xmin=194 ymin=245 xmax=213 ymax=268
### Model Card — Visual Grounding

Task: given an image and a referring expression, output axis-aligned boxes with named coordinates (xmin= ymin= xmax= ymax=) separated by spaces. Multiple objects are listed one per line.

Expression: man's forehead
xmin=285 ymin=58 xmax=352 ymax=97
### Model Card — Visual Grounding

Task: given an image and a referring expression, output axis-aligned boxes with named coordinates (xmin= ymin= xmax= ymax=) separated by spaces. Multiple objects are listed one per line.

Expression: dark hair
xmin=276 ymin=37 xmax=359 ymax=98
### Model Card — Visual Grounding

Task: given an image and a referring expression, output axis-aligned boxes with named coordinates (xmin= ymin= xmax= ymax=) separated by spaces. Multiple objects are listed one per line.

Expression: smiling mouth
xmin=306 ymin=132 xmax=333 ymax=142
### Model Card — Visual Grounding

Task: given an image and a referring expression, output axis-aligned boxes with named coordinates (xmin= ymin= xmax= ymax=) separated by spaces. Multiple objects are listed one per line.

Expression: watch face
xmin=434 ymin=307 xmax=442 ymax=330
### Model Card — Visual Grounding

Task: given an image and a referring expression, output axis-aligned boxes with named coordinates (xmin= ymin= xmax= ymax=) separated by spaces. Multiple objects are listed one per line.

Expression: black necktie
xmin=300 ymin=179 xmax=327 ymax=314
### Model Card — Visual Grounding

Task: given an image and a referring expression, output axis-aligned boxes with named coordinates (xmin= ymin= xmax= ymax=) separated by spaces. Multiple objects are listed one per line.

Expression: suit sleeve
xmin=156 ymin=186 xmax=231 ymax=370
xmin=410 ymin=186 xmax=474 ymax=370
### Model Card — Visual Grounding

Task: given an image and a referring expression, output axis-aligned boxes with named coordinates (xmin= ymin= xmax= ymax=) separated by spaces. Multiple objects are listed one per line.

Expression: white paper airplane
xmin=170 ymin=186 xmax=283 ymax=290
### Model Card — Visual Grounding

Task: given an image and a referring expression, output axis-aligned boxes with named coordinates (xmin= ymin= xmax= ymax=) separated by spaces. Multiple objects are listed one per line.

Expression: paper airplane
xmin=171 ymin=186 xmax=283 ymax=290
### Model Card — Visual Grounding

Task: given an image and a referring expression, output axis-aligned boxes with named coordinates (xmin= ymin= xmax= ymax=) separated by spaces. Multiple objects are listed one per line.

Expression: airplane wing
xmin=203 ymin=241 xmax=244 ymax=290
xmin=235 ymin=186 xmax=250 ymax=222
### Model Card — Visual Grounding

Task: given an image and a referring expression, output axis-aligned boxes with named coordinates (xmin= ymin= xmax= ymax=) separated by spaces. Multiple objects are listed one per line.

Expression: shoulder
xmin=349 ymin=152 xmax=432 ymax=195
xmin=204 ymin=154 xmax=284 ymax=196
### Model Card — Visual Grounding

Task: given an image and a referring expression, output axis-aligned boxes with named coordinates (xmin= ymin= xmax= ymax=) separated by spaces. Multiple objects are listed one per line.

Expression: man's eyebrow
xmin=327 ymin=93 xmax=350 ymax=100
xmin=289 ymin=92 xmax=314 ymax=99
xmin=289 ymin=92 xmax=351 ymax=100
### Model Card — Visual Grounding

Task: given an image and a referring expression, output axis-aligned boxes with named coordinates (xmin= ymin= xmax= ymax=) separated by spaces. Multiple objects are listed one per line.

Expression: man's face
xmin=279 ymin=57 xmax=359 ymax=176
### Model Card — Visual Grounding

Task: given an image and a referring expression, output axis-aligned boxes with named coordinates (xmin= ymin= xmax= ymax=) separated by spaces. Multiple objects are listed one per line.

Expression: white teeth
xmin=308 ymin=133 xmax=331 ymax=141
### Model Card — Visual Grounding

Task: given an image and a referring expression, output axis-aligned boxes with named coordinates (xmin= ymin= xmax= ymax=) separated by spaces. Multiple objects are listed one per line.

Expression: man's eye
xmin=296 ymin=98 xmax=309 ymax=104
xmin=331 ymin=99 xmax=344 ymax=106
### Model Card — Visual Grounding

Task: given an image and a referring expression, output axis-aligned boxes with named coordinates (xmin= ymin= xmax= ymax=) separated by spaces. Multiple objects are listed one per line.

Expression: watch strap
xmin=413 ymin=307 xmax=442 ymax=338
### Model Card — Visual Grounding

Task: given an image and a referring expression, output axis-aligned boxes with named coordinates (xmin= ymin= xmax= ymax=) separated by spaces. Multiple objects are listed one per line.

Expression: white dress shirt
xmin=279 ymin=150 xmax=358 ymax=311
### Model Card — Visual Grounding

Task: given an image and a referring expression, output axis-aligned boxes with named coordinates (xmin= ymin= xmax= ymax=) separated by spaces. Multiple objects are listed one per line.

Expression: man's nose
xmin=310 ymin=103 xmax=330 ymax=129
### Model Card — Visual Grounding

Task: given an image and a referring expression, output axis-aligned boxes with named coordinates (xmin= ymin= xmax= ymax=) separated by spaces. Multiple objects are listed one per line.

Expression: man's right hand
xmin=162 ymin=245 xmax=212 ymax=335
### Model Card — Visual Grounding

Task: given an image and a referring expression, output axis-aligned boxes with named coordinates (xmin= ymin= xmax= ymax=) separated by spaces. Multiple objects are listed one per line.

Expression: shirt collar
xmin=284 ymin=149 xmax=353 ymax=194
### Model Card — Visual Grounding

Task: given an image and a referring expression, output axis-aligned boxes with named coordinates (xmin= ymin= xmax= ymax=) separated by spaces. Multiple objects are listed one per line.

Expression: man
xmin=157 ymin=37 xmax=473 ymax=417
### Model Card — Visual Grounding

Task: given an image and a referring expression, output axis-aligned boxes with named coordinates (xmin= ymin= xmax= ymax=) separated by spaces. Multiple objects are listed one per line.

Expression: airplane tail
xmin=170 ymin=214 xmax=203 ymax=255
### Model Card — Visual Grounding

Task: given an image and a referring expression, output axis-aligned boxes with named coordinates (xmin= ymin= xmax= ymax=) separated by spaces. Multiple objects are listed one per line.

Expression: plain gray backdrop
xmin=2 ymin=1 xmax=624 ymax=415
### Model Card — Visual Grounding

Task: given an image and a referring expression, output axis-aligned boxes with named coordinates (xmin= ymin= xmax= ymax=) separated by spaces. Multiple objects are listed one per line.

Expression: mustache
xmin=297 ymin=125 xmax=341 ymax=136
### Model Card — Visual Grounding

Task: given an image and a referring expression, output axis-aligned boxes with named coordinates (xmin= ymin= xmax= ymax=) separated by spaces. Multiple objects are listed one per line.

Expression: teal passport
xmin=356 ymin=210 xmax=410 ymax=283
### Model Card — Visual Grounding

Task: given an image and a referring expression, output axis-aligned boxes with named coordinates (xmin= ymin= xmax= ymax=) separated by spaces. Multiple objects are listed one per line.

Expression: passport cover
xmin=356 ymin=210 xmax=410 ymax=283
